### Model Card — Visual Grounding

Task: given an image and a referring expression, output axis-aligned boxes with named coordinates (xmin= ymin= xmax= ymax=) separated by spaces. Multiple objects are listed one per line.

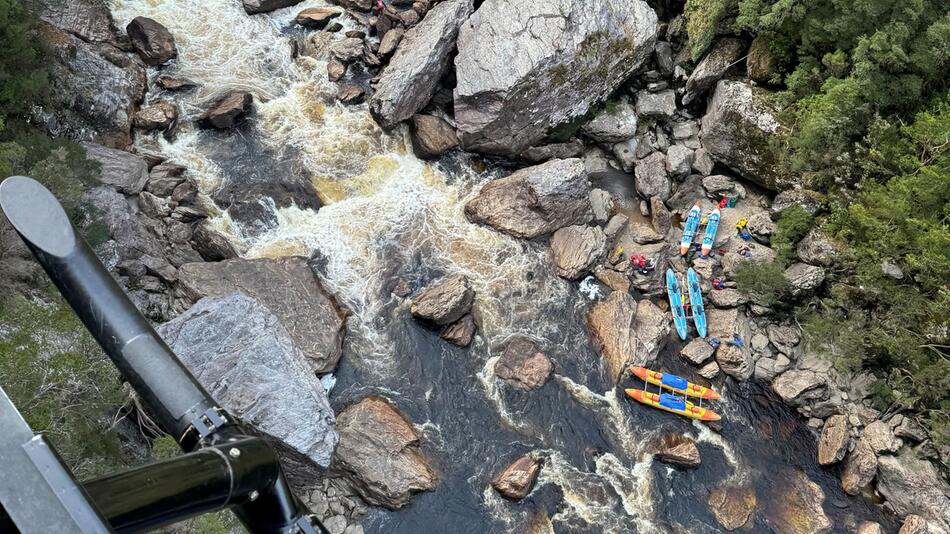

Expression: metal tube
xmin=0 ymin=176 xmax=216 ymax=443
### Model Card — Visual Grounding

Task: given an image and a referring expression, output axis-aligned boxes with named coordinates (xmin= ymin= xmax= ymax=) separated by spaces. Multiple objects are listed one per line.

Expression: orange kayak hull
xmin=629 ymin=366 xmax=720 ymax=400
xmin=625 ymin=388 xmax=721 ymax=421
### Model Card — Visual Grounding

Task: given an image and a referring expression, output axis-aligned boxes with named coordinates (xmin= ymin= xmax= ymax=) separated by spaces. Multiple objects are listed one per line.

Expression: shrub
xmin=734 ymin=260 xmax=789 ymax=307
xmin=771 ymin=204 xmax=814 ymax=263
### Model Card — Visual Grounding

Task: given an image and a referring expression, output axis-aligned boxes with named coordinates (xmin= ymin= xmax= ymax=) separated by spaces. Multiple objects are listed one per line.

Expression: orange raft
xmin=624 ymin=389 xmax=722 ymax=421
xmin=629 ymin=366 xmax=721 ymax=400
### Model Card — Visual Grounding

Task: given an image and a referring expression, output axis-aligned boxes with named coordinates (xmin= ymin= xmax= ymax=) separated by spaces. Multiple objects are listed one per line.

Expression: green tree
xmin=0 ymin=0 xmax=48 ymax=123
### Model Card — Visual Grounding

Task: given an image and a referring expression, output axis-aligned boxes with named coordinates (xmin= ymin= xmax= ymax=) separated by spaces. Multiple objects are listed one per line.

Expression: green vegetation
xmin=683 ymin=0 xmax=950 ymax=448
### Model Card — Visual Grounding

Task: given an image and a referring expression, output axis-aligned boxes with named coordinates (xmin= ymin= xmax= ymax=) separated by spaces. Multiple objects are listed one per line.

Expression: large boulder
xmin=491 ymin=454 xmax=543 ymax=501
xmin=333 ymin=397 xmax=438 ymax=509
xmin=767 ymin=469 xmax=832 ymax=534
xmin=40 ymin=23 xmax=145 ymax=148
xmin=198 ymin=91 xmax=253 ymax=129
xmin=817 ymin=414 xmax=849 ymax=465
xmin=862 ymin=420 xmax=901 ymax=454
xmin=681 ymin=338 xmax=715 ymax=365
xmin=708 ymin=485 xmax=756 ymax=531
xmin=81 ymin=143 xmax=149 ymax=195
xmin=651 ymin=434 xmax=700 ymax=468
xmin=634 ymin=300 xmax=669 ymax=365
xmin=175 ymin=257 xmax=347 ymax=374
xmin=494 ymin=337 xmax=553 ymax=390
xmin=587 ymin=291 xmax=638 ymax=386
xmin=409 ymin=274 xmax=475 ymax=326
xmin=715 ymin=344 xmax=754 ymax=380
xmin=700 ymin=80 xmax=793 ymax=191
xmin=877 ymin=450 xmax=950 ymax=530
xmin=634 ymin=152 xmax=671 ymax=201
xmin=580 ymin=99 xmax=638 ymax=143
xmin=840 ymin=438 xmax=877 ymax=495
xmin=157 ymin=294 xmax=338 ymax=468
xmin=370 ymin=0 xmax=473 ymax=128
xmin=242 ymin=0 xmax=304 ymax=15
xmin=454 ymin=0 xmax=658 ymax=155
xmin=772 ymin=369 xmax=828 ymax=406
xmin=408 ymin=114 xmax=460 ymax=159
xmin=134 ymin=101 xmax=178 ymax=131
xmin=682 ymin=38 xmax=746 ymax=105
xmin=31 ymin=0 xmax=119 ymax=45
xmin=635 ymin=89 xmax=676 ymax=120
xmin=465 ymin=158 xmax=592 ymax=239
xmin=784 ymin=263 xmax=826 ymax=296
xmin=126 ymin=17 xmax=177 ymax=66
xmin=549 ymin=225 xmax=607 ymax=279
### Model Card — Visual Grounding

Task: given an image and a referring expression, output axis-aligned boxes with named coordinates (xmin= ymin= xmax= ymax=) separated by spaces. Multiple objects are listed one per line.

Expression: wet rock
xmin=336 ymin=84 xmax=366 ymax=104
xmin=334 ymin=397 xmax=438 ymax=509
xmin=682 ymin=38 xmax=745 ymax=105
xmin=701 ymin=80 xmax=792 ymax=191
xmin=82 ymin=142 xmax=149 ymax=195
xmin=773 ymin=369 xmax=828 ymax=406
xmin=665 ymin=144 xmax=693 ymax=179
xmin=634 ymin=152 xmax=671 ymax=200
xmin=580 ymin=99 xmax=638 ymax=144
xmin=296 ymin=7 xmax=342 ymax=28
xmin=681 ymin=338 xmax=715 ymax=365
xmin=818 ymin=415 xmax=849 ymax=465
xmin=692 ymin=148 xmax=715 ymax=176
xmin=409 ymin=274 xmax=475 ymax=326
xmin=494 ymin=337 xmax=553 ymax=390
xmin=708 ymin=485 xmax=756 ymax=531
xmin=769 ymin=469 xmax=832 ymax=534
xmin=454 ymin=0 xmax=658 ymax=155
xmin=134 ymin=101 xmax=178 ymax=131
xmin=795 ymin=228 xmax=840 ymax=267
xmin=771 ymin=189 xmax=826 ymax=216
xmin=841 ymin=438 xmax=878 ymax=495
xmin=41 ymin=23 xmax=145 ymax=148
xmin=589 ymin=189 xmax=614 ymax=224
xmin=550 ymin=226 xmax=607 ymax=279
xmin=370 ymin=0 xmax=472 ymax=128
xmin=156 ymin=76 xmax=197 ymax=91
xmin=715 ymin=344 xmax=753 ymax=380
xmin=878 ymin=449 xmax=950 ymax=531
xmin=441 ymin=314 xmax=476 ymax=347
xmin=465 ymin=158 xmax=591 ymax=239
xmin=491 ymin=454 xmax=542 ymax=501
xmin=157 ymin=294 xmax=338 ymax=468
xmin=587 ymin=291 xmax=638 ymax=385
xmin=784 ymin=263 xmax=826 ymax=297
xmin=175 ymin=257 xmax=347 ymax=373
xmin=652 ymin=434 xmax=701 ymax=468
xmin=766 ymin=324 xmax=799 ymax=355
xmin=126 ymin=17 xmax=177 ymax=66
xmin=634 ymin=300 xmax=670 ymax=365
xmin=594 ymin=267 xmax=631 ymax=293
xmin=243 ymin=0 xmax=304 ymax=14
xmin=408 ymin=114 xmax=459 ymax=159
xmin=198 ymin=91 xmax=253 ymax=130
xmin=522 ymin=140 xmax=586 ymax=163
xmin=327 ymin=59 xmax=347 ymax=82
xmin=650 ymin=196 xmax=671 ymax=234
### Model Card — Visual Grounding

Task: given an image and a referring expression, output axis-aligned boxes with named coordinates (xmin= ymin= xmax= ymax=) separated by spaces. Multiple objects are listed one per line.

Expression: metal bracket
xmin=179 ymin=407 xmax=229 ymax=447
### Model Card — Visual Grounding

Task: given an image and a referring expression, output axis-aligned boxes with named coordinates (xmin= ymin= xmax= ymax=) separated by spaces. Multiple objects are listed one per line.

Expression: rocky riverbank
xmin=24 ymin=0 xmax=950 ymax=532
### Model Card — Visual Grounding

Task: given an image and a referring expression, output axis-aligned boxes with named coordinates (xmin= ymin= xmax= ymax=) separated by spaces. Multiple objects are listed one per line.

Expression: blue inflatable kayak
xmin=680 ymin=201 xmax=702 ymax=255
xmin=701 ymin=207 xmax=720 ymax=256
xmin=666 ymin=269 xmax=688 ymax=340
xmin=687 ymin=268 xmax=707 ymax=338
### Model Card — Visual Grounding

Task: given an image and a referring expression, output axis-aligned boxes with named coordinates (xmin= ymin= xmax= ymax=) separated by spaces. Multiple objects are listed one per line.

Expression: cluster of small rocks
xmin=303 ymin=478 xmax=368 ymax=534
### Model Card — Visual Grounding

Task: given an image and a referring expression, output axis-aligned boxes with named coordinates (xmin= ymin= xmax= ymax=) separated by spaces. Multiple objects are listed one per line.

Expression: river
xmin=108 ymin=1 xmax=893 ymax=531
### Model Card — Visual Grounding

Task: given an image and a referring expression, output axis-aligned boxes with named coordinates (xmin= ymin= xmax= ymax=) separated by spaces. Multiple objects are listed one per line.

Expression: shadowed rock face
xmin=127 ymin=17 xmax=178 ymax=66
xmin=157 ymin=294 xmax=338 ymax=469
xmin=465 ymin=158 xmax=592 ymax=239
xmin=708 ymin=484 xmax=756 ymax=531
xmin=454 ymin=0 xmax=658 ymax=155
xmin=491 ymin=454 xmax=543 ymax=501
xmin=333 ymin=397 xmax=438 ymax=509
xmin=175 ymin=257 xmax=348 ymax=374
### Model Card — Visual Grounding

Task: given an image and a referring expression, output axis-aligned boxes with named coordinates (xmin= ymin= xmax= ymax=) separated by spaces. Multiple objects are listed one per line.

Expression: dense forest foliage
xmin=693 ymin=0 xmax=950 ymax=448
